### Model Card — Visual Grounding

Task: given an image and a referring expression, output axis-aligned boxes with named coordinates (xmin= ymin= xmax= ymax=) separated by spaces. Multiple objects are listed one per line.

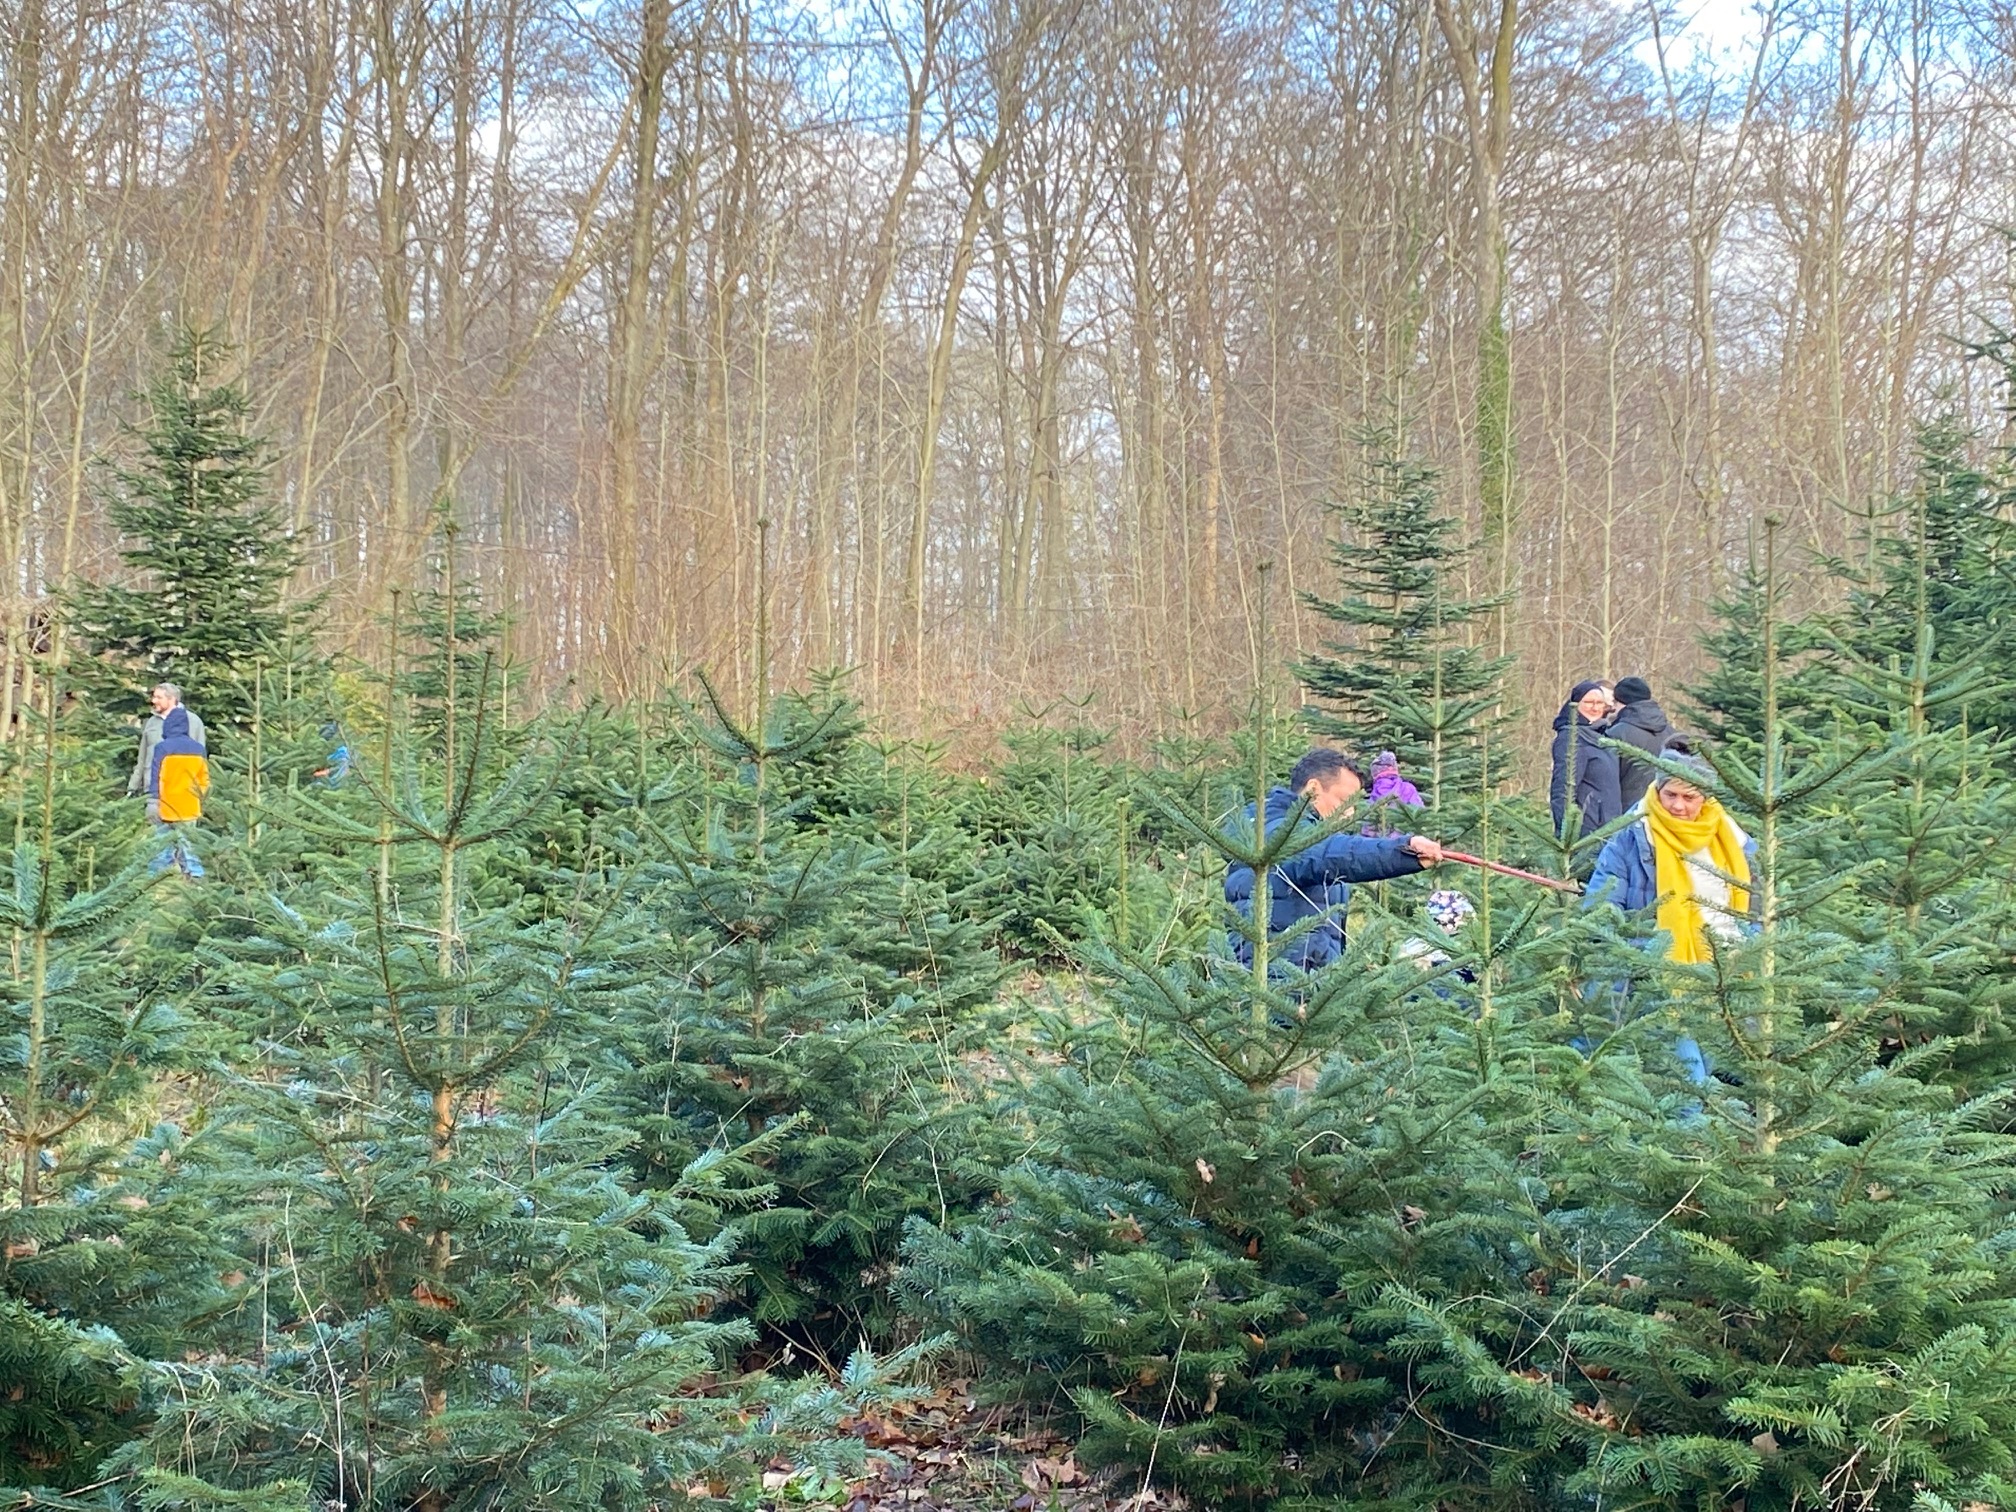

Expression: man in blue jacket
xmin=1224 ymin=748 xmax=1443 ymax=971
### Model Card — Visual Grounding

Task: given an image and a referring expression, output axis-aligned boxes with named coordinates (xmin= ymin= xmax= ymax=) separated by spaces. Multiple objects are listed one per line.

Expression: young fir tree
xmin=66 ymin=328 xmax=313 ymax=731
xmin=1688 ymin=419 xmax=2016 ymax=752
xmin=1296 ymin=449 xmax=1515 ymax=829
xmin=386 ymin=519 xmax=518 ymax=763
xmin=1371 ymin=523 xmax=2016 ymax=1511
xmin=0 ymin=667 xmax=206 ymax=1488
xmin=103 ymin=615 xmax=901 ymax=1511
xmin=899 ymin=604 xmax=1619 ymax=1508
xmin=615 ymin=657 xmax=999 ymax=1357
xmin=904 ymin=540 xmax=2016 ymax=1509
xmin=1685 ymin=427 xmax=2016 ymax=1087
xmin=968 ymin=708 xmax=1138 ymax=962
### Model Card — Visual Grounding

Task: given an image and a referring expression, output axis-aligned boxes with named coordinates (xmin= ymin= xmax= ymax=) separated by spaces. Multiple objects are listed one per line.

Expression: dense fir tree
xmin=98 ymin=640 xmax=901 ymax=1510
xmin=1688 ymin=417 xmax=2016 ymax=752
xmin=1832 ymin=419 xmax=2016 ymax=684
xmin=1684 ymin=434 xmax=2016 ymax=1084
xmin=901 ymin=693 xmax=1614 ymax=1508
xmin=66 ymin=328 xmax=313 ymax=731
xmin=615 ymin=671 xmax=1001 ymax=1356
xmin=1296 ymin=448 xmax=1516 ymax=826
xmin=967 ymin=708 xmax=1140 ymax=960
xmin=1374 ymin=533 xmax=2016 ymax=1511
xmin=382 ymin=519 xmax=519 ymax=761
xmin=0 ymin=673 xmax=206 ymax=1489
xmin=903 ymin=539 xmax=2016 ymax=1510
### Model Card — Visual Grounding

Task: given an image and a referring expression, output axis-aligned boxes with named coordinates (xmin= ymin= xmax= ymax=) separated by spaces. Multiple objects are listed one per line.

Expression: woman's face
xmin=1577 ymin=689 xmax=1610 ymax=722
xmin=1657 ymin=780 xmax=1706 ymax=820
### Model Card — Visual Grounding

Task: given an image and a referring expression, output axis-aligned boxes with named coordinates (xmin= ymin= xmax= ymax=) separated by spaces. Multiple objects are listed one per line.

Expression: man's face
xmin=1304 ymin=769 xmax=1363 ymax=820
xmin=150 ymin=687 xmax=175 ymax=715
xmin=1657 ymin=781 xmax=1706 ymax=821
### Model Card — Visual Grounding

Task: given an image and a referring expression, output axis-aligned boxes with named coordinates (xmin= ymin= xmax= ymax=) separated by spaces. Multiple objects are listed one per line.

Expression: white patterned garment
xmin=1684 ymin=847 xmax=1743 ymax=942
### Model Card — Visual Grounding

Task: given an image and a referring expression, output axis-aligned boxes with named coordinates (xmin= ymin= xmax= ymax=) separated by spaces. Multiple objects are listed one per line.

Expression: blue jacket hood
xmin=150 ymin=705 xmax=208 ymax=797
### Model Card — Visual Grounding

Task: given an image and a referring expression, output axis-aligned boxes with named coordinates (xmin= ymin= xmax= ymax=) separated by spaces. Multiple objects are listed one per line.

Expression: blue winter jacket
xmin=1224 ymin=787 xmax=1425 ymax=970
xmin=1585 ymin=817 xmax=1758 ymax=921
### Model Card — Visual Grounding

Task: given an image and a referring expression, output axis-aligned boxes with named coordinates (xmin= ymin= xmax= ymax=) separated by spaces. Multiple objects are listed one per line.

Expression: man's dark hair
xmin=1289 ymin=747 xmax=1365 ymax=793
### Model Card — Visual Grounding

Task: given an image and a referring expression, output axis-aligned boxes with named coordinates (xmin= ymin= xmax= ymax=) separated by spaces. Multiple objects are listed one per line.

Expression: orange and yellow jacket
xmin=149 ymin=706 xmax=209 ymax=822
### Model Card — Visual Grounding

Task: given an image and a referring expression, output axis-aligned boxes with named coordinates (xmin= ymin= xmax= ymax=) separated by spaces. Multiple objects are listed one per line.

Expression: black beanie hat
xmin=1614 ymin=676 xmax=1653 ymax=705
xmin=1568 ymin=679 xmax=1605 ymax=702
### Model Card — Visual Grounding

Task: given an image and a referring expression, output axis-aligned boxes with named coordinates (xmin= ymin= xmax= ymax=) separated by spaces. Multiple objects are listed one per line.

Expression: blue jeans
xmin=151 ymin=822 xmax=204 ymax=878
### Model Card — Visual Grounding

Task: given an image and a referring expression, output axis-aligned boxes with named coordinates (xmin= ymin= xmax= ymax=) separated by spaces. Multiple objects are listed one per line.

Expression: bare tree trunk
xmin=608 ymin=0 xmax=673 ymax=698
xmin=1434 ymin=0 xmax=1518 ymax=637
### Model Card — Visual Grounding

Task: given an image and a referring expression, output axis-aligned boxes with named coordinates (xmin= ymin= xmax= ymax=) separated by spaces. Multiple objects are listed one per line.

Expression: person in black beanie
xmin=1610 ymin=675 xmax=1677 ymax=806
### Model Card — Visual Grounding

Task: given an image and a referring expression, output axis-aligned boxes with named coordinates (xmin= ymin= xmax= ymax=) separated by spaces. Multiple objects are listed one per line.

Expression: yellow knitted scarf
xmin=1641 ymin=795 xmax=1749 ymax=964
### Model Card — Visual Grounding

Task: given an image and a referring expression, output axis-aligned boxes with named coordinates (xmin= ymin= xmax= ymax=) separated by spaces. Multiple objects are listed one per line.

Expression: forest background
xmin=4 ymin=0 xmax=2010 ymax=735
xmin=17 ymin=0 xmax=2016 ymax=1507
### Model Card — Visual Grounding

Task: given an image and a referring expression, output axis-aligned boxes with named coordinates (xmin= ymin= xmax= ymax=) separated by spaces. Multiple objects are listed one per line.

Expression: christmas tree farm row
xmin=7 ymin=333 xmax=2016 ymax=1509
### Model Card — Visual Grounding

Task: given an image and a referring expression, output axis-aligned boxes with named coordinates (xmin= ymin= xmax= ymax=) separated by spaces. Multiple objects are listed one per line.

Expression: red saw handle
xmin=1438 ymin=849 xmax=1583 ymax=893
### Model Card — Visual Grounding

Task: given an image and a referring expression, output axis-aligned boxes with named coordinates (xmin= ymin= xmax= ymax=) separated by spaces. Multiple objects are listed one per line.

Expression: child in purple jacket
xmin=1368 ymin=752 xmax=1424 ymax=805
xmin=1360 ymin=751 xmax=1425 ymax=835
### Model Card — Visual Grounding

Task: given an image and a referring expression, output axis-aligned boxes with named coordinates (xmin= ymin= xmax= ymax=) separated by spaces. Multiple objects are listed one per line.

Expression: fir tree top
xmin=1295 ymin=450 xmax=1515 ymax=818
xmin=67 ymin=327 xmax=310 ymax=728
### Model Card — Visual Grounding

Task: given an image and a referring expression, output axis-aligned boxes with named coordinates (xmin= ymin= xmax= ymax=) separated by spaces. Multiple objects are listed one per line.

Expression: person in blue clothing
xmin=312 ymin=722 xmax=351 ymax=788
xmin=1224 ymin=748 xmax=1444 ymax=971
xmin=1582 ymin=753 xmax=1755 ymax=1084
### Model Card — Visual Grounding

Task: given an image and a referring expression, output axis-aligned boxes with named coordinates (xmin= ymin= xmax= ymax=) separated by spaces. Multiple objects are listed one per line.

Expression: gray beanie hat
xmin=1652 ymin=752 xmax=1715 ymax=792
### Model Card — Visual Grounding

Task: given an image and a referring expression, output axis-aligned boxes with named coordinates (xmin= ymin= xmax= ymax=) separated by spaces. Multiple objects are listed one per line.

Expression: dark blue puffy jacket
xmin=1549 ymin=705 xmax=1624 ymax=835
xmin=1224 ymin=787 xmax=1425 ymax=970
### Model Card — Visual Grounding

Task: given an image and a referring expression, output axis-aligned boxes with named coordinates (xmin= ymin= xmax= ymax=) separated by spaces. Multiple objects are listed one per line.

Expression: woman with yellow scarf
xmin=1582 ymin=753 xmax=1754 ymax=1088
xmin=1586 ymin=753 xmax=1754 ymax=963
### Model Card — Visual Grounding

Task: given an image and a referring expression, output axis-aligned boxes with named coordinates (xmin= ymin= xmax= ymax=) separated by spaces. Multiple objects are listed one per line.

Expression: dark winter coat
xmin=1609 ymin=698 xmax=1677 ymax=807
xmin=1548 ymin=705 xmax=1624 ymax=834
xmin=1224 ymin=787 xmax=1425 ymax=971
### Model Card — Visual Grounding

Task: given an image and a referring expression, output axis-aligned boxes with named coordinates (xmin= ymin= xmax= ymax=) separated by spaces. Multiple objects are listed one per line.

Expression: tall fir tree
xmin=616 ymin=672 xmax=1000 ymax=1357
xmin=67 ymin=328 xmax=313 ymax=732
xmin=1296 ymin=449 xmax=1515 ymax=829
